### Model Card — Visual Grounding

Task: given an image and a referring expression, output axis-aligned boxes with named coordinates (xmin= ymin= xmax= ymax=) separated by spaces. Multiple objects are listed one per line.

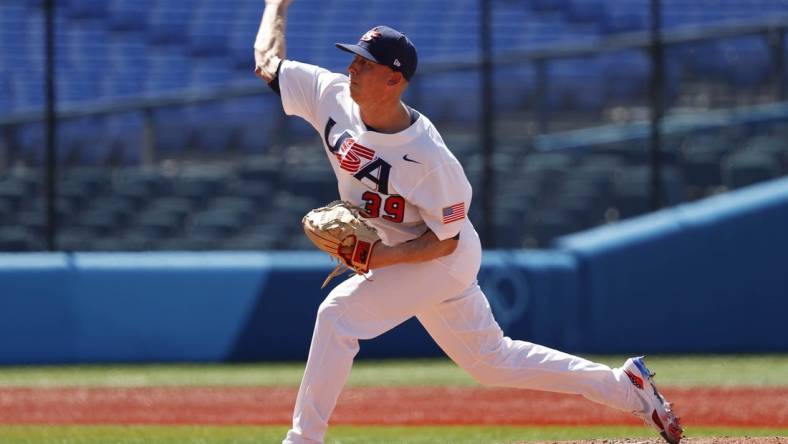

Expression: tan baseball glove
xmin=302 ymin=200 xmax=381 ymax=288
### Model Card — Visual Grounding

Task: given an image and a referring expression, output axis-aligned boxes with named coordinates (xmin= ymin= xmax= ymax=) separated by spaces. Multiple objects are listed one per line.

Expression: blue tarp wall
xmin=1 ymin=178 xmax=787 ymax=364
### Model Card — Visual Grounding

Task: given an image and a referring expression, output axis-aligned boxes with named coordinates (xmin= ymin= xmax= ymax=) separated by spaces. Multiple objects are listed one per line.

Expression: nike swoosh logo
xmin=403 ymin=154 xmax=421 ymax=164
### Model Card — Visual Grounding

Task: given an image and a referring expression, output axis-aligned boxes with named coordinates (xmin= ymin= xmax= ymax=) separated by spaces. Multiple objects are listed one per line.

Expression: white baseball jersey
xmin=278 ymin=59 xmax=476 ymax=278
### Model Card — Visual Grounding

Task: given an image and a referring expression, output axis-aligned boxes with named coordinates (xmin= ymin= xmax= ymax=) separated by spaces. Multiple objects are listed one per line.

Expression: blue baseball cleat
xmin=622 ymin=356 xmax=684 ymax=444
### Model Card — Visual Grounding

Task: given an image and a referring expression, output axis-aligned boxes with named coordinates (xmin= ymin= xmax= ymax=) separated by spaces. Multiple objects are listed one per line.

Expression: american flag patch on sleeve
xmin=441 ymin=202 xmax=465 ymax=224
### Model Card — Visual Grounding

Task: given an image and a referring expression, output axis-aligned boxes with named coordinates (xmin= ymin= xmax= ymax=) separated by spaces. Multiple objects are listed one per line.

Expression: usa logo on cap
xmin=361 ymin=30 xmax=381 ymax=41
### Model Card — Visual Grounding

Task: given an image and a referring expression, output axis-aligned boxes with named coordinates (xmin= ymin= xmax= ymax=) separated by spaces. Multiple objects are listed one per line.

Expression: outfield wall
xmin=555 ymin=176 xmax=788 ymax=353
xmin=1 ymin=178 xmax=787 ymax=364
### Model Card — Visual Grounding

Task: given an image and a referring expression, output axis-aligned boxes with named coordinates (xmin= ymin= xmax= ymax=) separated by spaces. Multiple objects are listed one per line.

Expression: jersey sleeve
xmin=278 ymin=60 xmax=339 ymax=127
xmin=407 ymin=162 xmax=472 ymax=241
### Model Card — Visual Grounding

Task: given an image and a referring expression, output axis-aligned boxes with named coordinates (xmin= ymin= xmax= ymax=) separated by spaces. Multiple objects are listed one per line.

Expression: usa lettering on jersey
xmin=337 ymin=138 xmax=375 ymax=173
xmin=324 ymin=119 xmax=392 ymax=195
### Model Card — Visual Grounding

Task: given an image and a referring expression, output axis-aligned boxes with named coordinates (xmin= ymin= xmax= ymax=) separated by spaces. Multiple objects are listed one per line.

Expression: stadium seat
xmin=136 ymin=210 xmax=184 ymax=239
xmin=151 ymin=108 xmax=194 ymax=157
xmin=57 ymin=119 xmax=106 ymax=165
xmin=76 ymin=209 xmax=124 ymax=237
xmin=601 ymin=2 xmax=649 ymax=33
xmin=545 ymin=58 xmax=605 ymax=112
xmin=682 ymin=148 xmax=722 ymax=193
xmin=611 ymin=167 xmax=651 ymax=218
xmin=415 ymin=71 xmax=481 ymax=123
xmin=189 ymin=7 xmax=232 ymax=57
xmin=529 ymin=0 xmax=569 ymax=13
xmin=84 ymin=195 xmax=137 ymax=220
xmin=145 ymin=47 xmax=192 ymax=93
xmin=531 ymin=209 xmax=575 ymax=247
xmin=102 ymin=33 xmax=149 ymax=101
xmin=566 ymin=0 xmax=607 ymax=23
xmin=494 ymin=65 xmax=537 ymax=112
xmin=0 ymin=177 xmax=31 ymax=210
xmin=187 ymin=104 xmax=238 ymax=155
xmin=237 ymin=121 xmax=275 ymax=155
xmin=238 ymin=157 xmax=282 ymax=186
xmin=224 ymin=180 xmax=275 ymax=206
xmin=723 ymin=151 xmax=780 ymax=189
xmin=719 ymin=37 xmax=772 ymax=88
xmin=13 ymin=210 xmax=47 ymax=238
xmin=222 ymin=232 xmax=280 ymax=250
xmin=12 ymin=70 xmax=45 ymax=111
xmin=107 ymin=0 xmax=152 ymax=32
xmin=148 ymin=1 xmax=198 ymax=45
xmin=0 ymin=227 xmax=43 ymax=251
xmin=0 ymin=199 xmax=13 ymax=226
xmin=64 ymin=0 xmax=108 ymax=19
xmin=612 ymin=165 xmax=685 ymax=218
xmin=148 ymin=195 xmax=193 ymax=213
xmin=64 ymin=168 xmax=112 ymax=194
xmin=93 ymin=114 xmax=145 ymax=166
xmin=0 ymin=73 xmax=14 ymax=112
xmin=561 ymin=190 xmax=604 ymax=229
xmin=601 ymin=51 xmax=650 ymax=103
xmin=23 ymin=195 xmax=77 ymax=227
xmin=745 ymin=135 xmax=787 ymax=173
xmin=209 ymin=196 xmax=255 ymax=217
xmin=190 ymin=209 xmax=245 ymax=237
xmin=566 ymin=157 xmax=621 ymax=210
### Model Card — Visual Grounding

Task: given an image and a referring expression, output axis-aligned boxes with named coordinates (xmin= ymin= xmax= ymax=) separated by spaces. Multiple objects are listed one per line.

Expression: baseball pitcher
xmin=253 ymin=1 xmax=683 ymax=443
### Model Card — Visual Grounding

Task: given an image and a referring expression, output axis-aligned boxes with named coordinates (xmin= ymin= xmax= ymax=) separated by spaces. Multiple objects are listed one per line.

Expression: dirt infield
xmin=1 ymin=386 xmax=786 ymax=427
xmin=525 ymin=439 xmax=786 ymax=444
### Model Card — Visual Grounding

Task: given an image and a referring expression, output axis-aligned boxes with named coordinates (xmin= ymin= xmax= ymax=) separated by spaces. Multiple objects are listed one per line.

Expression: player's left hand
xmin=302 ymin=201 xmax=381 ymax=288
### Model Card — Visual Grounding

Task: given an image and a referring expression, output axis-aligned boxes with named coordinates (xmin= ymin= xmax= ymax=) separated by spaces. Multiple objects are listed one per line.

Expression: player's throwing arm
xmin=254 ymin=0 xmax=291 ymax=83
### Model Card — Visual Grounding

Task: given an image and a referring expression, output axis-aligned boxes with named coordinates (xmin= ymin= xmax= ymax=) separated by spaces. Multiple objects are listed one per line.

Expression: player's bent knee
xmin=314 ymin=297 xmax=352 ymax=333
xmin=458 ymin=343 xmax=513 ymax=386
xmin=316 ymin=298 xmax=340 ymax=319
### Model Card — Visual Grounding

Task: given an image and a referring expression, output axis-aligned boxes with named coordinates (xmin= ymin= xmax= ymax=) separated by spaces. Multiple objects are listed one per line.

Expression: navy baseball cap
xmin=336 ymin=25 xmax=418 ymax=81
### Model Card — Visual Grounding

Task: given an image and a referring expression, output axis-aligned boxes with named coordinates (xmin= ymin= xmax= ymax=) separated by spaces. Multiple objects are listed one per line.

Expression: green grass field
xmin=2 ymin=354 xmax=788 ymax=388
xmin=2 ymin=425 xmax=787 ymax=444
xmin=1 ymin=355 xmax=787 ymax=444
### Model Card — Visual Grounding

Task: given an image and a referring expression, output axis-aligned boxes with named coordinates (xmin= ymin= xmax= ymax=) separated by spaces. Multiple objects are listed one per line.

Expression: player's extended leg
xmin=416 ymin=282 xmax=683 ymax=443
xmin=416 ymin=282 xmax=644 ymax=412
xmin=283 ymin=260 xmax=469 ymax=444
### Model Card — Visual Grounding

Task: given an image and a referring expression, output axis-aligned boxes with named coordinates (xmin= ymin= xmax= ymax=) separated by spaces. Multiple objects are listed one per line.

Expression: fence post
xmin=769 ymin=27 xmax=786 ymax=101
xmin=648 ymin=0 xmax=665 ymax=211
xmin=535 ymin=59 xmax=549 ymax=134
xmin=0 ymin=125 xmax=9 ymax=169
xmin=142 ymin=108 xmax=156 ymax=165
xmin=44 ymin=0 xmax=58 ymax=251
xmin=480 ymin=0 xmax=496 ymax=247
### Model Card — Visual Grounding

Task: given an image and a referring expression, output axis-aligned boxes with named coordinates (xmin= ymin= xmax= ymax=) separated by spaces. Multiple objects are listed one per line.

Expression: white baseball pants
xmin=283 ymin=233 xmax=645 ymax=444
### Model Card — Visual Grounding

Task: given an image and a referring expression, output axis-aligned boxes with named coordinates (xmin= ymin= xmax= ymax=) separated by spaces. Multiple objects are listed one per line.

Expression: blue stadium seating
xmin=1 ymin=0 xmax=786 ymax=124
xmin=2 ymin=0 xmax=788 ymax=251
xmin=1 ymin=119 xmax=786 ymax=251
